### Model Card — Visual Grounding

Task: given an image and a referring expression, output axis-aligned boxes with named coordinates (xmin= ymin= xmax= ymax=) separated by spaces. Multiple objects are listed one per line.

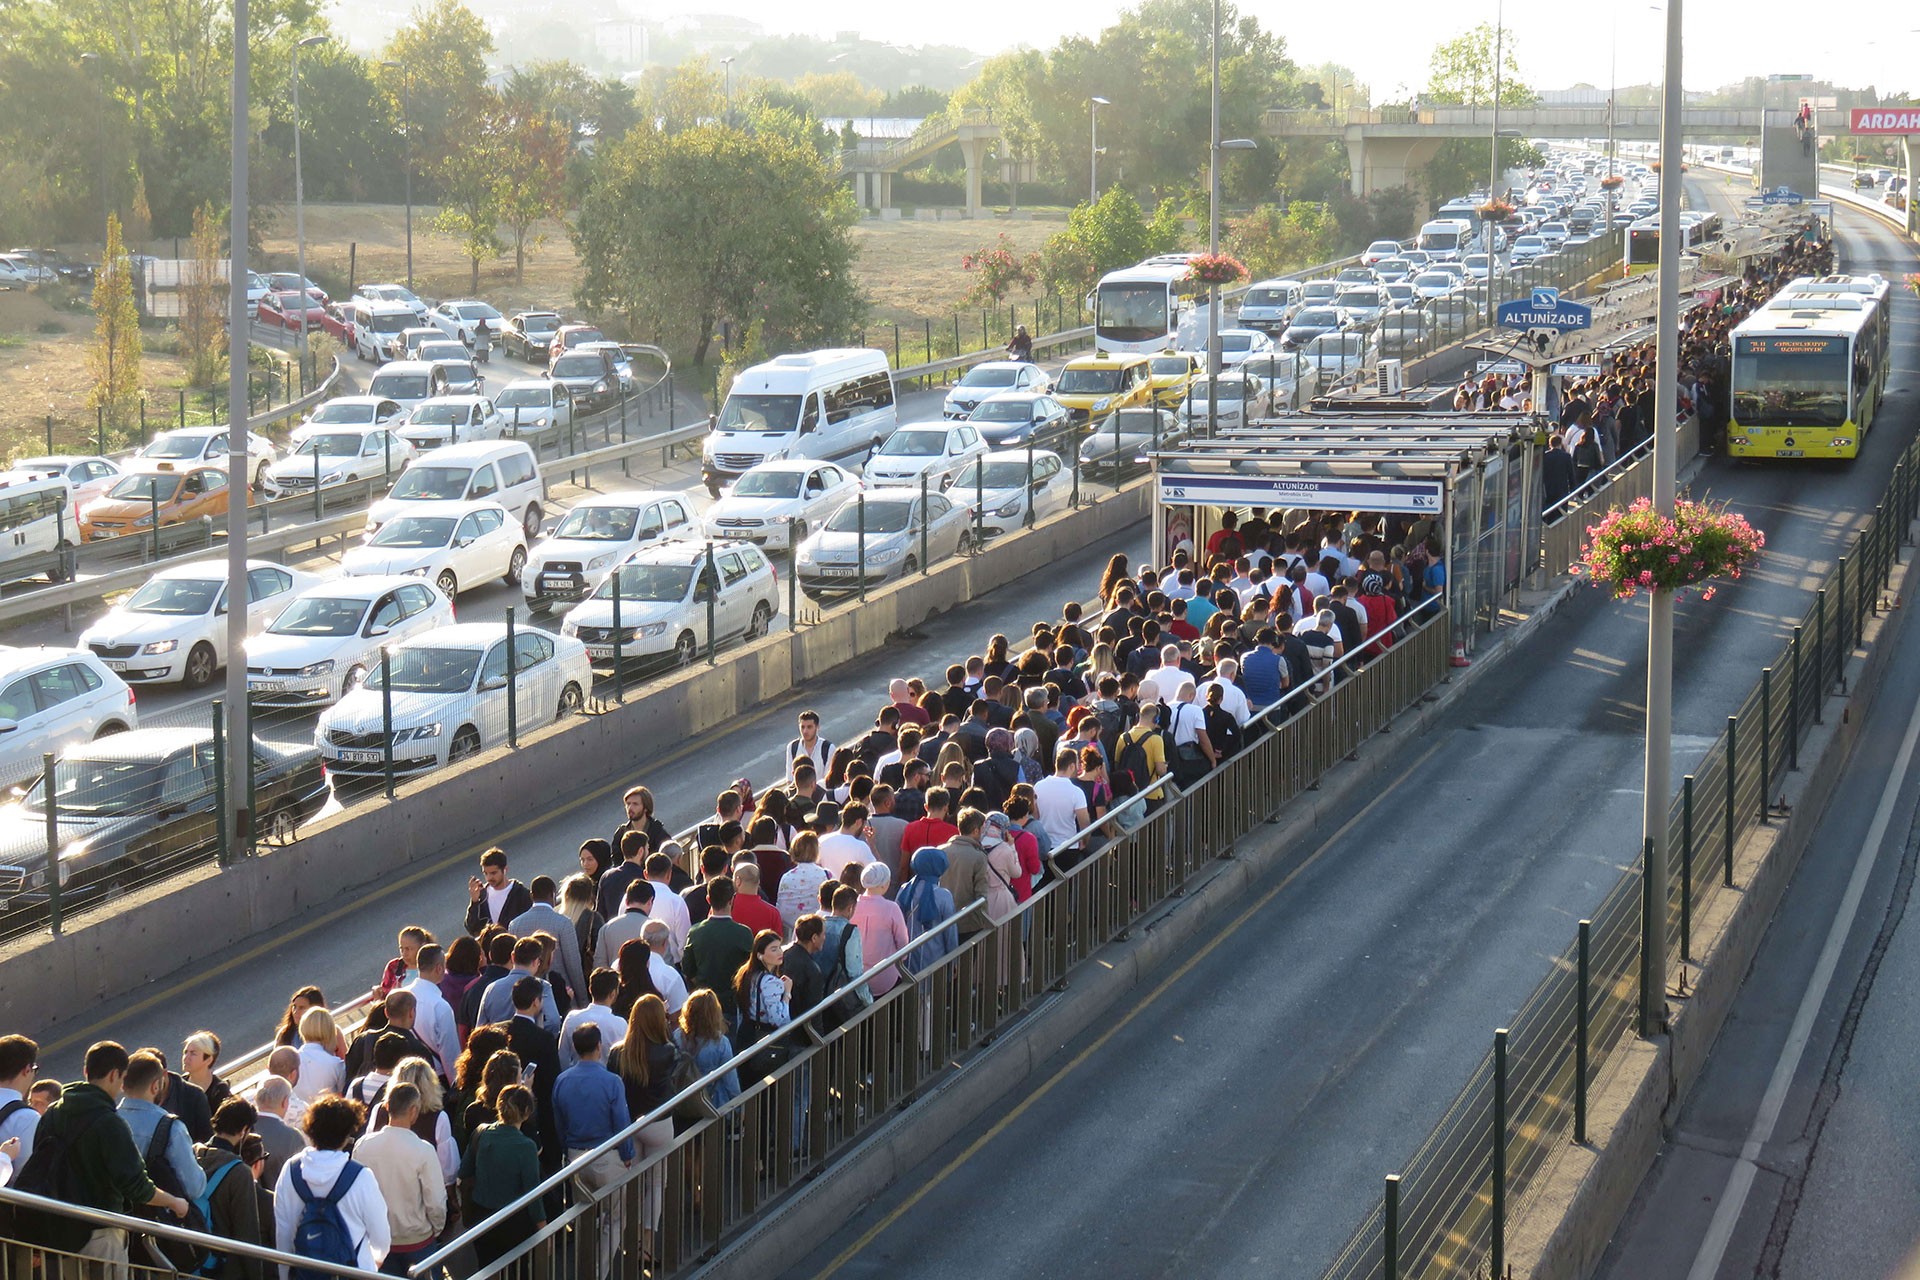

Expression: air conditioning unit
xmin=1376 ymin=359 xmax=1404 ymax=396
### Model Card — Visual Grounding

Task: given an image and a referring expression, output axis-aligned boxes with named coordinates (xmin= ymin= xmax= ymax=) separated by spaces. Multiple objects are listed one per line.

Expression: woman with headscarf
xmin=852 ymin=863 xmax=911 ymax=998
xmin=896 ymin=847 xmax=959 ymax=971
xmin=1010 ymin=727 xmax=1045 ymax=786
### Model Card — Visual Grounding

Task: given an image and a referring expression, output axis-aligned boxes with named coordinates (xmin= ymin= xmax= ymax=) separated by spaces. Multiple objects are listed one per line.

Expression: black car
xmin=502 ymin=311 xmax=562 ymax=362
xmin=0 ymin=727 xmax=331 ymax=915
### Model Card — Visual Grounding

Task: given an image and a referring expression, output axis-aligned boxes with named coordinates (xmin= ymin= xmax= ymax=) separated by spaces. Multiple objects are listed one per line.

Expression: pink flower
xmin=1668 ymin=554 xmax=1680 ymax=564
xmin=1639 ymin=570 xmax=1655 ymax=585
xmin=1702 ymin=587 xmax=1716 ymax=600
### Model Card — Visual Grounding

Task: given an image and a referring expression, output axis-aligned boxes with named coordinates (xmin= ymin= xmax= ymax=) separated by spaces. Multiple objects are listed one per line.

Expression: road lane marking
xmin=811 ymin=738 xmax=1446 ymax=1279
xmin=1684 ymin=679 xmax=1920 ymax=1280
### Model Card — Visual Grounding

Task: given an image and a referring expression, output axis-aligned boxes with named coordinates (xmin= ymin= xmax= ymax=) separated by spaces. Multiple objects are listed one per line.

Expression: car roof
xmin=17 ymin=454 xmax=111 ymax=468
xmin=500 ymin=377 xmax=561 ymax=391
xmin=377 ymin=360 xmax=436 ymax=374
xmin=314 ymin=395 xmax=397 ymax=409
xmin=977 ymin=448 xmax=1062 ymax=464
xmin=514 ymin=311 xmax=560 ymax=321
xmin=392 ymin=622 xmax=539 ymax=651
xmin=859 ymin=488 xmax=933 ymax=502
xmin=291 ymin=575 xmax=429 ymax=600
xmin=977 ymin=390 xmax=1047 ymax=403
xmin=570 ymin=489 xmax=682 ymax=508
xmin=625 ymin=539 xmax=761 ymax=566
xmin=412 ymin=440 xmax=533 ymax=463
xmin=736 ymin=459 xmax=826 ymax=474
xmin=65 ymin=726 xmax=212 ymax=761
xmin=0 ymin=645 xmax=100 ymax=677
xmin=387 ymin=499 xmax=510 ymax=520
xmin=1064 ymin=355 xmax=1148 ymax=369
xmin=892 ymin=422 xmax=955 ymax=434
xmin=966 ymin=360 xmax=1033 ymax=372
xmin=153 ymin=558 xmax=293 ymax=581
xmin=150 ymin=426 xmax=224 ymax=441
xmin=415 ymin=395 xmax=489 ymax=409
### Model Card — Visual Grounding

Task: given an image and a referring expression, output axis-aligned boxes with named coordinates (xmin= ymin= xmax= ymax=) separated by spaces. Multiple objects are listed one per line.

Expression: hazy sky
xmin=691 ymin=0 xmax=1914 ymax=100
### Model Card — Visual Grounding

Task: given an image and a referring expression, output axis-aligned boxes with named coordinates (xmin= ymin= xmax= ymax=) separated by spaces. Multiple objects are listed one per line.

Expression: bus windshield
xmin=1627 ymin=228 xmax=1659 ymax=266
xmin=1733 ymin=335 xmax=1849 ymax=427
xmin=1097 ymin=283 xmax=1171 ymax=344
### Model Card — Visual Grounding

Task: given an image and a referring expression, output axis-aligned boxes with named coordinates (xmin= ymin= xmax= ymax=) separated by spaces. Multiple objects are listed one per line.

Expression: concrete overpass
xmin=1262 ymin=106 xmax=1765 ymax=195
xmin=838 ymin=109 xmax=1003 ymax=218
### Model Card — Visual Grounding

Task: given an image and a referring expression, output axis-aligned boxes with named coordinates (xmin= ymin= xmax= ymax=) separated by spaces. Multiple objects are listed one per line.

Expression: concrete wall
xmin=0 ymin=484 xmax=1152 ymax=1035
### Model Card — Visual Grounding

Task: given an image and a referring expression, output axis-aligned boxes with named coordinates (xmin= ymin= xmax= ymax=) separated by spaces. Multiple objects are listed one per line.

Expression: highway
xmin=767 ymin=174 xmax=1920 ymax=1280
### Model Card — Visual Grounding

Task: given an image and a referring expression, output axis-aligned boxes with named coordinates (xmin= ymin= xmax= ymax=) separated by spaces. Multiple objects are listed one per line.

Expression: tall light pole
xmin=381 ymin=60 xmax=413 ymax=291
xmin=1485 ymin=0 xmax=1507 ymax=338
xmin=721 ymin=56 xmax=735 ymax=127
xmin=291 ymin=35 xmax=327 ymax=371
xmin=1089 ymin=96 xmax=1110 ymax=204
xmin=1641 ymin=0 xmax=1683 ymax=1038
xmin=224 ymin=0 xmax=251 ymax=855
xmin=1204 ymin=0 xmax=1256 ymax=435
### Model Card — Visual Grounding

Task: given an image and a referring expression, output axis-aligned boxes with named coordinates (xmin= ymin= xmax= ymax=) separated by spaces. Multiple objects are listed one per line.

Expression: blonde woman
xmin=1083 ymin=642 xmax=1118 ymax=681
xmin=180 ymin=1031 xmax=231 ymax=1114
xmin=293 ymin=1007 xmax=344 ymax=1105
xmin=371 ymin=1056 xmax=460 ymax=1188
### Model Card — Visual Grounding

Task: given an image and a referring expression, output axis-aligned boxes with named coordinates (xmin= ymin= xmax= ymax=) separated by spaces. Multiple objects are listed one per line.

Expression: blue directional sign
xmin=1761 ymin=186 xmax=1806 ymax=205
xmin=1497 ymin=293 xmax=1592 ymax=332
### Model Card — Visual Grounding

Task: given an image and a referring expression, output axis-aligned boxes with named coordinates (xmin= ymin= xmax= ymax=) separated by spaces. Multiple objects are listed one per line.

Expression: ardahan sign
xmin=1850 ymin=107 xmax=1920 ymax=134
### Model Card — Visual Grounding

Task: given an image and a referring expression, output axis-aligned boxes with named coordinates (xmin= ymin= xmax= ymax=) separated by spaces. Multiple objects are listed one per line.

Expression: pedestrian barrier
xmin=1319 ymin=431 xmax=1920 ymax=1280
xmin=1539 ymin=410 xmax=1702 ymax=582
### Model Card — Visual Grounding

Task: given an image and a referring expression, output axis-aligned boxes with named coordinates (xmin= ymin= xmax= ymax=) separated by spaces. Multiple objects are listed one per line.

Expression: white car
xmin=316 ymin=622 xmax=592 ymax=777
xmin=1177 ymin=373 xmax=1272 ymax=432
xmin=1509 ymin=235 xmax=1548 ymax=265
xmin=1410 ymin=271 xmax=1460 ymax=301
xmin=427 ymin=299 xmax=503 ymax=346
xmin=574 ymin=342 xmax=639 ymax=393
xmin=861 ymin=422 xmax=989 ymax=488
xmin=1360 ymin=240 xmax=1403 ymax=266
xmin=702 ymin=460 xmax=861 ymax=552
xmin=341 ymin=500 xmax=527 ymax=600
xmin=946 ymin=450 xmax=1071 ymax=539
xmin=426 ymin=357 xmax=486 ymax=399
xmin=366 ymin=360 xmax=447 ymax=413
xmin=245 ymin=271 xmax=271 ymax=316
xmin=941 ymin=361 xmax=1052 ymax=419
xmin=246 ymin=576 xmax=454 ymax=709
xmin=1210 ymin=328 xmax=1275 ymax=368
xmin=80 ymin=559 xmax=318 ymax=687
xmin=289 ymin=396 xmax=408 ymax=446
xmin=357 ymin=283 xmax=428 ymax=321
xmin=523 ymin=490 xmax=700 ymax=611
xmin=262 ymin=426 xmax=416 ymax=498
xmin=494 ymin=379 xmax=573 ymax=434
xmin=14 ymin=456 xmax=124 ymax=526
xmin=0 ymin=255 xmax=55 ymax=285
xmin=561 ymin=540 xmax=779 ymax=667
xmin=1301 ymin=332 xmax=1372 ymax=379
xmin=1537 ymin=221 xmax=1571 ymax=248
xmin=133 ymin=427 xmax=277 ymax=488
xmin=1330 ymin=289 xmax=1388 ymax=329
xmin=1461 ymin=253 xmax=1496 ymax=282
xmin=399 ymin=396 xmax=507 ymax=450
xmin=0 ymin=648 xmax=138 ymax=791
xmin=794 ymin=488 xmax=975 ymax=597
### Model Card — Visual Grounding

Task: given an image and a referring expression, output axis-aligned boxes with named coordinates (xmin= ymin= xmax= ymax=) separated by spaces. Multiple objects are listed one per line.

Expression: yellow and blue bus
xmin=1728 ymin=275 xmax=1890 ymax=459
xmin=1624 ymin=210 xmax=1722 ymax=275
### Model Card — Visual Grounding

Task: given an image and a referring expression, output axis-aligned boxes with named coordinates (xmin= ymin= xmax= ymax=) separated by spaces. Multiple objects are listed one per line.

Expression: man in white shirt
xmin=1032 ymin=750 xmax=1091 ymax=849
xmin=1198 ymin=659 xmax=1253 ymax=727
xmin=593 ymin=878 xmax=655 ymax=971
xmin=817 ymin=804 xmax=872 ymax=876
xmin=558 ymin=970 xmax=630 ymax=1069
xmin=352 ymin=1084 xmax=445 ymax=1275
xmin=274 ymin=1096 xmax=392 ymax=1274
xmin=643 ymin=920 xmax=691 ymax=1014
xmin=787 ymin=710 xmax=833 ymax=779
xmin=0 ymin=1035 xmax=40 ymax=1164
xmin=404 ymin=947 xmax=461 ymax=1086
xmin=642 ymin=852 xmax=691 ymax=963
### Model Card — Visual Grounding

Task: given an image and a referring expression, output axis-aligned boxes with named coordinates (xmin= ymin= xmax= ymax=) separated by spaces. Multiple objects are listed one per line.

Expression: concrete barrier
xmin=0 ymin=483 xmax=1152 ymax=1034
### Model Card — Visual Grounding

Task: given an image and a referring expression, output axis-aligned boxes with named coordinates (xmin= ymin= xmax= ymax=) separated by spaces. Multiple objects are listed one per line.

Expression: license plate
xmin=338 ymin=750 xmax=382 ymax=764
xmin=587 ymin=644 xmax=614 ymax=659
xmin=820 ymin=567 xmax=854 ymax=578
xmin=105 ymin=660 xmax=127 ymax=672
xmin=252 ymin=680 xmax=286 ymax=692
xmin=1777 ymin=449 xmax=1803 ymax=457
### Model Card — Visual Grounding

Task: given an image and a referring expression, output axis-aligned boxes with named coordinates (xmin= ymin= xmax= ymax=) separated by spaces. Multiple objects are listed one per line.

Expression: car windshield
xmin=958 ymin=366 xmax=1019 ymax=388
xmin=952 ymin=460 xmax=1040 ymax=489
xmin=107 ymin=474 xmax=181 ymax=502
xmin=371 ymin=374 xmax=430 ymax=400
xmin=368 ymin=312 xmax=411 ymax=334
xmin=595 ymin=563 xmax=693 ymax=603
xmin=518 ymin=315 xmax=559 ymax=334
xmin=970 ymin=400 xmax=1034 ymax=423
xmin=23 ymin=757 xmax=167 ymax=817
xmin=1057 ymin=368 xmax=1124 ymax=394
xmin=1220 ymin=333 xmax=1254 ymax=351
xmin=878 ymin=431 xmax=947 ymax=458
xmin=125 ymin=576 xmax=220 ymax=615
xmin=495 ymin=386 xmax=552 ymax=409
xmin=827 ymin=501 xmax=912 ymax=534
xmin=731 ymin=470 xmax=802 ymax=499
xmin=1244 ymin=288 xmax=1292 ymax=306
xmin=1149 ymin=356 xmax=1192 ymax=375
xmin=1310 ymin=335 xmax=1365 ymax=355
xmin=417 ymin=343 xmax=466 ymax=363
xmin=717 ymin=394 xmax=801 ymax=433
xmin=389 ymin=466 xmax=471 ymax=501
xmin=1243 ymin=357 xmax=1296 ymax=379
xmin=308 ymin=403 xmax=373 ymax=426
xmin=1191 ymin=380 xmax=1248 ymax=402
xmin=1293 ymin=309 xmax=1339 ymax=327
xmin=409 ymin=404 xmax=467 ymax=425
xmin=296 ymin=434 xmax=363 ymax=458
xmin=1335 ymin=291 xmax=1381 ymax=307
xmin=142 ymin=436 xmax=206 ymax=460
xmin=270 ymin=596 xmax=369 ymax=636
xmin=550 ymin=355 xmax=603 ymax=378
xmin=1304 ymin=283 xmax=1337 ymax=300
xmin=553 ymin=506 xmax=639 ymax=540
xmin=456 ymin=303 xmax=501 ymax=320
xmin=1415 ymin=274 xmax=1454 ymax=289
xmin=364 ymin=646 xmax=482 ymax=694
xmin=369 ymin=516 xmax=455 ymax=549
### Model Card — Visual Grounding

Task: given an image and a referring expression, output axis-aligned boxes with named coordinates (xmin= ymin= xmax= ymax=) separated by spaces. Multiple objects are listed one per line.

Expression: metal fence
xmin=1540 ymin=411 xmax=1702 ymax=580
xmin=1320 ymin=433 xmax=1920 ymax=1280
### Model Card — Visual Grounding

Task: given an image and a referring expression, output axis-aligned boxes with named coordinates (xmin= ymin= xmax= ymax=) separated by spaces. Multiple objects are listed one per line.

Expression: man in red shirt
xmin=900 ymin=786 xmax=958 ymax=854
xmin=1357 ymin=573 xmax=1399 ymax=658
xmin=728 ymin=863 xmax=784 ymax=936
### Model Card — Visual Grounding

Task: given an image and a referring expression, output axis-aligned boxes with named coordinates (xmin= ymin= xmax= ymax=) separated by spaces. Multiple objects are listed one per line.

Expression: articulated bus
xmin=1728 ymin=276 xmax=1890 ymax=459
xmin=1624 ymin=211 xmax=1723 ymax=275
xmin=1093 ymin=262 xmax=1198 ymax=356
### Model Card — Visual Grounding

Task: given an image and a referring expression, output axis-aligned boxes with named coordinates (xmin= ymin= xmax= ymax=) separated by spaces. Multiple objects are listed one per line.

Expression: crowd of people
xmin=0 ymin=502 xmax=1447 ymax=1278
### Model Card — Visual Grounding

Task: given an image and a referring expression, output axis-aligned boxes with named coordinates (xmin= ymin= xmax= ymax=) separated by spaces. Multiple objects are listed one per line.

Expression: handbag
xmin=732 ymin=982 xmax=789 ymax=1083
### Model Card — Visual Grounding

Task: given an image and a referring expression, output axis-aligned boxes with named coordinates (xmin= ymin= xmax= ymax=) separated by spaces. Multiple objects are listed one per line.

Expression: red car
xmin=256 ymin=289 xmax=328 ymax=332
xmin=548 ymin=324 xmax=604 ymax=362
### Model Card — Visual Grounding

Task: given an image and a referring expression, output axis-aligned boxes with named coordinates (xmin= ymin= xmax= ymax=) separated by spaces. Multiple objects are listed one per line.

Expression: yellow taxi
xmin=1053 ymin=354 xmax=1154 ymax=422
xmin=1144 ymin=352 xmax=1203 ymax=408
xmin=79 ymin=465 xmax=232 ymax=542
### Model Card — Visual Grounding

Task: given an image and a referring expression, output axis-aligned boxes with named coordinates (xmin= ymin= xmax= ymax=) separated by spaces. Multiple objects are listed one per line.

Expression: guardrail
xmin=1319 ymin=425 xmax=1920 ymax=1280
xmin=1539 ymin=412 xmax=1701 ymax=580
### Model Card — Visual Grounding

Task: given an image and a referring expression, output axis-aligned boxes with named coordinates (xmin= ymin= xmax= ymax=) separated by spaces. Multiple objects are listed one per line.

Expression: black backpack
xmin=1112 ymin=729 xmax=1154 ymax=799
xmin=138 ymin=1116 xmax=213 ymax=1270
xmin=813 ymin=925 xmax=865 ymax=1033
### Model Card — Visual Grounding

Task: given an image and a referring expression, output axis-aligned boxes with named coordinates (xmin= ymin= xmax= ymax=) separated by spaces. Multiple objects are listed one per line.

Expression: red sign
xmin=1850 ymin=107 xmax=1920 ymax=134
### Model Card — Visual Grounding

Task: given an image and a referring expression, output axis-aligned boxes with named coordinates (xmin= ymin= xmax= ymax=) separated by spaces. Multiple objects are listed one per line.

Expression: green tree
xmin=180 ymin=204 xmax=227 ymax=387
xmin=431 ymin=97 xmax=505 ymax=291
xmin=792 ymin=71 xmax=883 ymax=116
xmin=960 ymin=233 xmax=1041 ymax=306
xmin=1422 ymin=24 xmax=1540 ymax=206
xmin=1225 ymin=201 xmax=1340 ymax=277
xmin=1038 ymin=187 xmax=1190 ymax=296
xmin=88 ymin=214 xmax=142 ymax=432
xmin=494 ymin=109 xmax=572 ymax=284
xmin=379 ymin=0 xmax=495 ymax=175
xmin=946 ymin=50 xmax=1045 ymax=209
xmin=574 ymin=124 xmax=865 ymax=365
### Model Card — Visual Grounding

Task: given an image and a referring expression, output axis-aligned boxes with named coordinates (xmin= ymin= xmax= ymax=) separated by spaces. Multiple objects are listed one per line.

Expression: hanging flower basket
xmin=1183 ymin=253 xmax=1247 ymax=288
xmin=1477 ymin=200 xmax=1516 ymax=221
xmin=1579 ymin=497 xmax=1764 ymax=600
xmin=1599 ymin=175 xmax=1625 ymax=191
xmin=1648 ymin=160 xmax=1687 ymax=174
xmin=1905 ymin=272 xmax=1920 ymax=298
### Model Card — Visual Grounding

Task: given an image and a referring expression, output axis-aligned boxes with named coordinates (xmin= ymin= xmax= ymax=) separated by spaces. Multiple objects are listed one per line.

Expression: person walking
xmin=553 ymin=1022 xmax=633 ymax=1278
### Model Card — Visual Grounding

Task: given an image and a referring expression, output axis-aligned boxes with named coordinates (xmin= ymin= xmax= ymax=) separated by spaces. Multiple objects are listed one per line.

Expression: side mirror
xmin=367 ymin=625 xmax=391 ymax=638
xmin=455 ymin=536 xmax=474 ymax=548
xmin=480 ymin=676 xmax=508 ymax=691
xmin=0 ymin=721 xmax=17 ymax=734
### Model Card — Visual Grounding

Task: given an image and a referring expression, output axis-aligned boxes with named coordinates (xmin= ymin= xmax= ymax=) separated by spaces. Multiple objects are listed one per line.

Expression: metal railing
xmin=1321 ymin=432 xmax=1920 ymax=1280
xmin=420 ymin=597 xmax=1453 ymax=1280
xmin=1540 ymin=411 xmax=1702 ymax=579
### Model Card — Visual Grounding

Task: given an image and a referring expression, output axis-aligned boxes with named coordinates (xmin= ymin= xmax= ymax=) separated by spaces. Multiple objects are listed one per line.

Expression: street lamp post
xmin=224 ymin=0 xmax=251 ymax=854
xmin=381 ymin=60 xmax=413 ymax=291
xmin=291 ymin=35 xmax=327 ymax=374
xmin=1089 ymin=96 xmax=1110 ymax=204
xmin=1204 ymin=0 xmax=1256 ymax=436
xmin=721 ymin=56 xmax=735 ymax=127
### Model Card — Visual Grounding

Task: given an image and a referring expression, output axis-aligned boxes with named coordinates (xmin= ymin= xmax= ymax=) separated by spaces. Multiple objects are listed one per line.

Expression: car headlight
xmin=141 ymin=639 xmax=179 ymax=655
xmin=560 ymin=622 xmax=578 ymax=636
xmin=133 ymin=512 xmax=154 ymax=526
xmin=994 ymin=499 xmax=1023 ymax=517
xmin=392 ymin=723 xmax=442 ymax=743
xmin=594 ymin=379 xmax=610 ymax=393
xmin=403 ymin=567 xmax=431 ymax=577
xmin=364 ymin=520 xmax=382 ymax=535
xmin=300 ymin=660 xmax=335 ymax=678
xmin=321 ymin=471 xmax=346 ymax=484
xmin=767 ymin=448 xmax=788 ymax=462
xmin=634 ymin=623 xmax=666 ymax=639
xmin=586 ymin=553 xmax=616 ymax=571
xmin=868 ymin=547 xmax=902 ymax=565
xmin=533 ymin=416 xmax=548 ymax=427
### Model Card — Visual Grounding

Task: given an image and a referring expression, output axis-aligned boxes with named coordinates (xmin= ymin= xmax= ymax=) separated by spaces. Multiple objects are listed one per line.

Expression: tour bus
xmin=1728 ymin=279 xmax=1889 ymax=460
xmin=701 ymin=348 xmax=897 ymax=496
xmin=1093 ymin=262 xmax=1199 ymax=356
xmin=0 ymin=471 xmax=75 ymax=585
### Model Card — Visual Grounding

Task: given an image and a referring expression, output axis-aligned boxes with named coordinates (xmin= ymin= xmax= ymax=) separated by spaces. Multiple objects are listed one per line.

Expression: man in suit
xmin=497 ymin=977 xmax=563 ymax=1166
xmin=342 ymin=989 xmax=437 ymax=1083
xmin=592 ymin=877 xmax=655 ymax=971
xmin=594 ymin=831 xmax=649 ymax=922
xmin=508 ymin=876 xmax=587 ymax=1013
xmin=250 ymin=1076 xmax=307 ymax=1189
xmin=464 ymin=848 xmax=532 ymax=936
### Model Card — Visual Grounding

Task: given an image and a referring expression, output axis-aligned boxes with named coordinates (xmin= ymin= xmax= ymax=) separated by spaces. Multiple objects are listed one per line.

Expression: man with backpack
xmin=119 ymin=1050 xmax=211 ymax=1271
xmin=0 ymin=1034 xmax=40 ymax=1164
xmin=1115 ymin=703 xmax=1172 ymax=811
xmin=13 ymin=1042 xmax=190 ymax=1268
xmin=273 ymin=1094 xmax=391 ymax=1275
xmin=194 ymin=1098 xmax=265 ymax=1279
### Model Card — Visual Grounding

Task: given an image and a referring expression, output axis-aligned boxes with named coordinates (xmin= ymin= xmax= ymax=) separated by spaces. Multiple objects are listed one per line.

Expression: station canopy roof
xmin=1150 ymin=413 xmax=1534 ymax=481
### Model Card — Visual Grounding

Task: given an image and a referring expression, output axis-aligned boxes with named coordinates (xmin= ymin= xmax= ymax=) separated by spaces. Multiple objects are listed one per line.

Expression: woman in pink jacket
xmin=851 ymin=862 xmax=910 ymax=998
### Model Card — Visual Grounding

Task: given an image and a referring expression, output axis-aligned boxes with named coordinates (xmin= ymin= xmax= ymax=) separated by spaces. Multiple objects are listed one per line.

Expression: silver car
xmin=794 ymin=488 xmax=974 ymax=597
xmin=1078 ymin=407 xmax=1184 ymax=474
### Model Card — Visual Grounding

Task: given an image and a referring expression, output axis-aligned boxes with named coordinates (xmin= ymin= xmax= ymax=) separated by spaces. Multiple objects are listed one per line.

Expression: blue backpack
xmin=183 ymin=1156 xmax=243 ymax=1276
xmin=288 ymin=1159 xmax=364 ymax=1280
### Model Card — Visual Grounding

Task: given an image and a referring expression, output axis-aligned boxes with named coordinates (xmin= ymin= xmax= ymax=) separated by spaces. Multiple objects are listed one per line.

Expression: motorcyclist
xmin=1006 ymin=324 xmax=1033 ymax=363
xmin=472 ymin=322 xmax=492 ymax=363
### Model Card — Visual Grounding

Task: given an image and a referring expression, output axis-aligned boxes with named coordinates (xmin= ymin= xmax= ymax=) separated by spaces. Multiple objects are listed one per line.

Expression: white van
xmin=701 ymin=349 xmax=896 ymax=497
xmin=365 ymin=439 xmax=546 ymax=540
xmin=349 ymin=300 xmax=419 ymax=362
xmin=1417 ymin=219 xmax=1468 ymax=262
xmin=0 ymin=472 xmax=76 ymax=585
xmin=1235 ymin=279 xmax=1305 ymax=334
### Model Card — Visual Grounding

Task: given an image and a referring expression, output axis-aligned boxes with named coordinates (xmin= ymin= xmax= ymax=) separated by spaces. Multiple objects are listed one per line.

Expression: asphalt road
xmin=770 ymin=176 xmax=1920 ymax=1280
